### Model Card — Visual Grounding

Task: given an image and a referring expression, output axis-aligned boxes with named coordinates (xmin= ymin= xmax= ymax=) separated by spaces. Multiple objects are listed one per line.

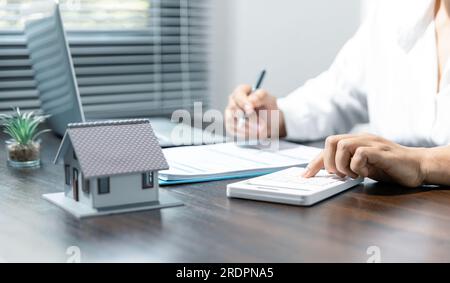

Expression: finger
xmin=227 ymin=100 xmax=243 ymax=122
xmin=335 ymin=137 xmax=374 ymax=178
xmin=350 ymin=147 xmax=383 ymax=178
xmin=227 ymin=97 xmax=247 ymax=130
xmin=225 ymin=98 xmax=240 ymax=123
xmin=225 ymin=108 xmax=238 ymax=136
xmin=225 ymin=103 xmax=247 ymax=135
xmin=226 ymin=118 xmax=248 ymax=138
xmin=335 ymin=145 xmax=358 ymax=178
xmin=226 ymin=109 xmax=259 ymax=139
xmin=257 ymin=120 xmax=268 ymax=140
xmin=250 ymin=108 xmax=269 ymax=139
xmin=303 ymin=152 xmax=324 ymax=178
xmin=232 ymin=85 xmax=253 ymax=115
xmin=248 ymin=89 xmax=270 ymax=109
xmin=323 ymin=135 xmax=356 ymax=175
xmin=227 ymin=95 xmax=239 ymax=111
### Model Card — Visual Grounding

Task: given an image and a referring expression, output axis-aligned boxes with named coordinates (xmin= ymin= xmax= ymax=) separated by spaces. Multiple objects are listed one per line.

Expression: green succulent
xmin=0 ymin=108 xmax=51 ymax=145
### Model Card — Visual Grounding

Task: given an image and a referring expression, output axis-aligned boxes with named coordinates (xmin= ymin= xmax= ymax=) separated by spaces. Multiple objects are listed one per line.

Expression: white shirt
xmin=277 ymin=0 xmax=450 ymax=147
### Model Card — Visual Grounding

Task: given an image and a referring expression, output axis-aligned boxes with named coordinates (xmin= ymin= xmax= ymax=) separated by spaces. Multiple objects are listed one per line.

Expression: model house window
xmin=142 ymin=172 xmax=154 ymax=189
xmin=64 ymin=164 xmax=71 ymax=185
xmin=98 ymin=178 xmax=110 ymax=195
xmin=83 ymin=179 xmax=90 ymax=194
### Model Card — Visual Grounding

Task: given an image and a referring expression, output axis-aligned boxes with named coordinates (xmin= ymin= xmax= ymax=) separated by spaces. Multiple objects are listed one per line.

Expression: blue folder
xmin=158 ymin=169 xmax=280 ymax=186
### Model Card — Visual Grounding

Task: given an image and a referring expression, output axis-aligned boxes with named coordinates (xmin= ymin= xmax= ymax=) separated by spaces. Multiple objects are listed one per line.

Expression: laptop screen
xmin=24 ymin=3 xmax=85 ymax=136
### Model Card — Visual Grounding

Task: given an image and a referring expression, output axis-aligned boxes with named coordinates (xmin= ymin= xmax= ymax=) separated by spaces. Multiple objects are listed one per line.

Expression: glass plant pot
xmin=6 ymin=139 xmax=41 ymax=169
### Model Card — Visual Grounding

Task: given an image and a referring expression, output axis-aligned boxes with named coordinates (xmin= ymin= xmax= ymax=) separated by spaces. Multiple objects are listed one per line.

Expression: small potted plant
xmin=0 ymin=108 xmax=51 ymax=168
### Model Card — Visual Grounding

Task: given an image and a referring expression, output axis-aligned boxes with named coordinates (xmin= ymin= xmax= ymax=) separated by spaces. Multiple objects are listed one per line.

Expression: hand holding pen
xmin=225 ymin=70 xmax=287 ymax=139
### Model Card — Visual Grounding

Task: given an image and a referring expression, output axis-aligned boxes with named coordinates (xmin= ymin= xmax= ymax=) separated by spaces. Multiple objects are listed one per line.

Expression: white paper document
xmin=159 ymin=141 xmax=322 ymax=183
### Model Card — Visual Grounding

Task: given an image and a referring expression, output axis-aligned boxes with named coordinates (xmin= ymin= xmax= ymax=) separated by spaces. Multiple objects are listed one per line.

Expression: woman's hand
xmin=303 ymin=134 xmax=427 ymax=187
xmin=225 ymin=85 xmax=287 ymax=139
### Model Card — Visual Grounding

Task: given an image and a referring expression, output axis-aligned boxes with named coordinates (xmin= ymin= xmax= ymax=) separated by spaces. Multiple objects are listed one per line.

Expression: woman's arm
xmin=303 ymin=133 xmax=450 ymax=188
xmin=421 ymin=146 xmax=450 ymax=186
xmin=277 ymin=16 xmax=373 ymax=141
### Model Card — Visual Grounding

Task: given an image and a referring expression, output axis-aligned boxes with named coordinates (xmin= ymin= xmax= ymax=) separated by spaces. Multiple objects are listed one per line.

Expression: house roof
xmin=54 ymin=119 xmax=169 ymax=178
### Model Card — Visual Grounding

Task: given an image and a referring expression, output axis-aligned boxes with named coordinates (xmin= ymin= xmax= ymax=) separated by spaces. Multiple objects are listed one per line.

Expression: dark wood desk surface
xmin=1 ymin=131 xmax=450 ymax=263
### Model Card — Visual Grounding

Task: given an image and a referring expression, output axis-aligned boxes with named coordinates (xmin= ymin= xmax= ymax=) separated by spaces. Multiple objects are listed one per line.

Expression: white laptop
xmin=227 ymin=167 xmax=364 ymax=206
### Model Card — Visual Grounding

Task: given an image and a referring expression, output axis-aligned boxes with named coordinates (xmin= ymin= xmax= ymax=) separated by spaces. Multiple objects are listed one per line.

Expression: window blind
xmin=0 ymin=0 xmax=209 ymax=119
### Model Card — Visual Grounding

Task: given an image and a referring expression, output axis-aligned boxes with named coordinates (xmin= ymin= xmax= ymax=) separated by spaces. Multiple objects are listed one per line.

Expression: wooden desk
xmin=1 ymin=131 xmax=450 ymax=263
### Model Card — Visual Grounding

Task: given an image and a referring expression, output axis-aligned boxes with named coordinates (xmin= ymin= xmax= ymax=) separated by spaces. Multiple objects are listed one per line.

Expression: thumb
xmin=350 ymin=147 xmax=383 ymax=177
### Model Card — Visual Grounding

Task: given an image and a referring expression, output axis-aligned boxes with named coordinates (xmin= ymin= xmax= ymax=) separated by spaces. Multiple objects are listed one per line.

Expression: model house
xmin=45 ymin=119 xmax=182 ymax=218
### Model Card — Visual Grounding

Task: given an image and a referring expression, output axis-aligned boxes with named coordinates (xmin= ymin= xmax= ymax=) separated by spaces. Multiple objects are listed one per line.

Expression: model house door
xmin=73 ymin=168 xmax=79 ymax=202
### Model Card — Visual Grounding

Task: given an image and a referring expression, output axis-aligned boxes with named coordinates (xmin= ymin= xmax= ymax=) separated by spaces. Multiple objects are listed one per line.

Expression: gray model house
xmin=44 ymin=119 xmax=182 ymax=218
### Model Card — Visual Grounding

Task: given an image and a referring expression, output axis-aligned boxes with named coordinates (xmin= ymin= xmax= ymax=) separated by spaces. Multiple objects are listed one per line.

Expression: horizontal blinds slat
xmin=0 ymin=36 xmax=209 ymax=53
xmin=0 ymin=89 xmax=39 ymax=99
xmin=0 ymin=48 xmax=28 ymax=56
xmin=79 ymin=81 xmax=207 ymax=95
xmin=0 ymin=59 xmax=32 ymax=67
xmin=0 ymin=79 xmax=35 ymax=88
xmin=77 ymin=72 xmax=207 ymax=85
xmin=70 ymin=46 xmax=208 ymax=56
xmin=83 ymin=99 xmax=204 ymax=117
xmin=75 ymin=63 xmax=206 ymax=76
xmin=82 ymin=90 xmax=207 ymax=104
xmin=0 ymin=99 xmax=40 ymax=109
xmin=0 ymin=70 xmax=34 ymax=78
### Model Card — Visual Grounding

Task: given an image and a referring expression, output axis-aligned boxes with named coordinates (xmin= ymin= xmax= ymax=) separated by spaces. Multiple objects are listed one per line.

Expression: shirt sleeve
xmin=431 ymin=86 xmax=450 ymax=145
xmin=277 ymin=20 xmax=371 ymax=141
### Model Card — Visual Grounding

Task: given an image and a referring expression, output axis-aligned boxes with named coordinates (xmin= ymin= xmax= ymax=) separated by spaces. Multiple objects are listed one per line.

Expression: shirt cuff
xmin=277 ymin=97 xmax=312 ymax=141
xmin=432 ymin=92 xmax=450 ymax=145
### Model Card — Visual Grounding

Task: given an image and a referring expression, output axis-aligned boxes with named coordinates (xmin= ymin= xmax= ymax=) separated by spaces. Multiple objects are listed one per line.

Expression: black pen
xmin=238 ymin=70 xmax=267 ymax=127
xmin=253 ymin=69 xmax=266 ymax=92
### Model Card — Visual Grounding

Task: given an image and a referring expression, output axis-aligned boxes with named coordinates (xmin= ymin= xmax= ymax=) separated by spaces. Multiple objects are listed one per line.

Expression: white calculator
xmin=227 ymin=167 xmax=364 ymax=206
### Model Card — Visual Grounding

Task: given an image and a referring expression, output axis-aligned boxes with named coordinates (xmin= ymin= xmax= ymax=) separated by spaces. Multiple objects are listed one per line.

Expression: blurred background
xmin=0 ymin=0 xmax=366 ymax=119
